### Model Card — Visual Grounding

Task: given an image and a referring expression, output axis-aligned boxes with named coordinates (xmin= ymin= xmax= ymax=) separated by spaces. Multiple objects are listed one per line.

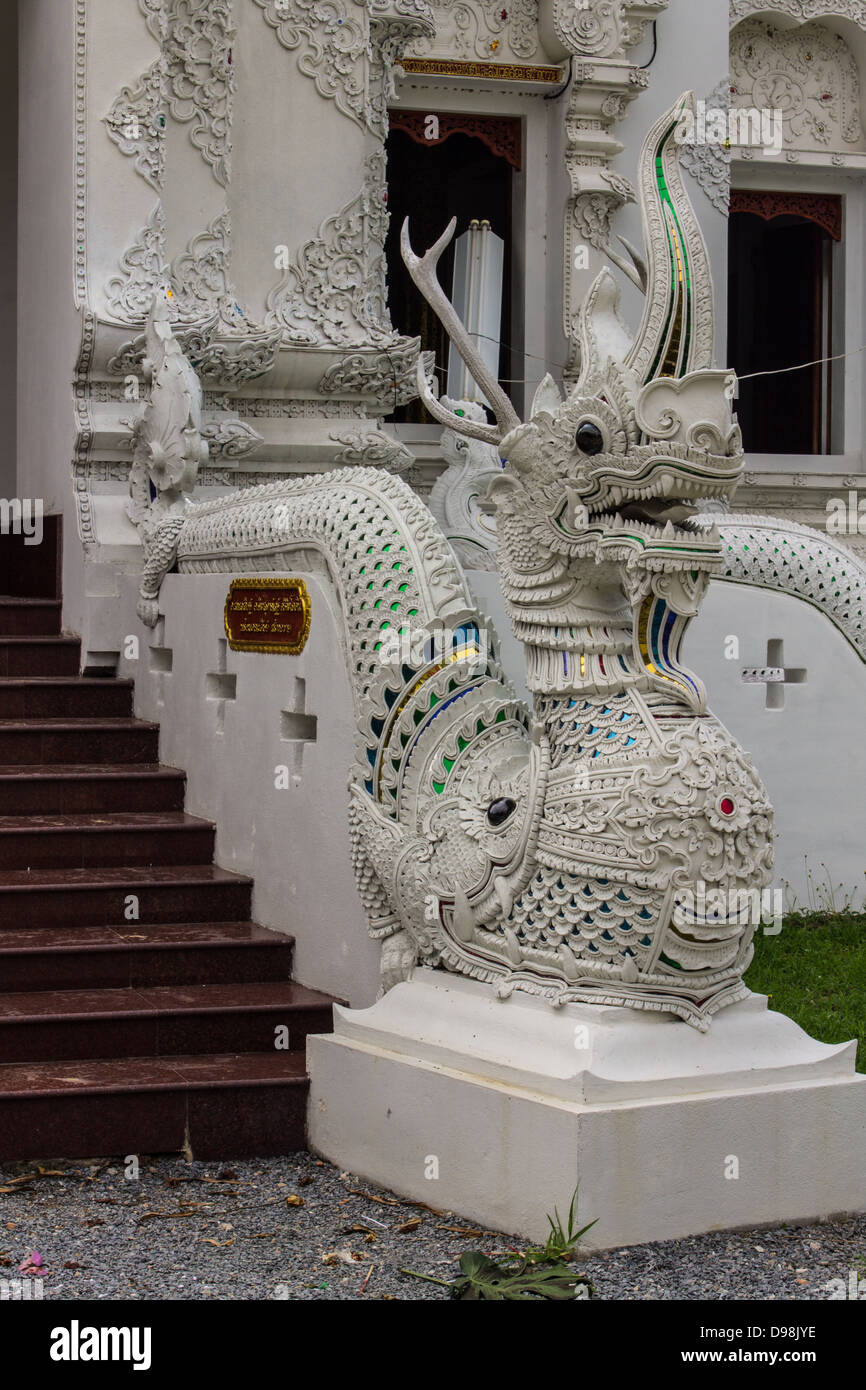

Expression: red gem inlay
xmin=720 ymin=797 xmax=735 ymax=816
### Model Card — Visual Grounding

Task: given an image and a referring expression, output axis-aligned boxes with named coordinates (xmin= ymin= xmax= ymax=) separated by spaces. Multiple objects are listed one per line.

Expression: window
xmin=384 ymin=115 xmax=520 ymax=423
xmin=727 ymin=191 xmax=842 ymax=455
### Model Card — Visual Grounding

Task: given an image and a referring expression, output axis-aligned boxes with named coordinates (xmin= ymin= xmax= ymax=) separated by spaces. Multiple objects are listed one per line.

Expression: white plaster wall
xmin=105 ymin=568 xmax=381 ymax=1008
xmin=688 ymin=582 xmax=866 ymax=908
xmin=17 ymin=0 xmax=84 ymax=630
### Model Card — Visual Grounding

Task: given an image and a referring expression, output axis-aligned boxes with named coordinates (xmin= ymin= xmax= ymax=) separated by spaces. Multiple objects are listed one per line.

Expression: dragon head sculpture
xmin=354 ymin=92 xmax=773 ymax=1027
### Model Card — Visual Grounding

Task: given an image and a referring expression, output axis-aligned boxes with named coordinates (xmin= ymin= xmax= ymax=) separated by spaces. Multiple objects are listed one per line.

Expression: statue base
xmin=307 ymin=968 xmax=866 ymax=1248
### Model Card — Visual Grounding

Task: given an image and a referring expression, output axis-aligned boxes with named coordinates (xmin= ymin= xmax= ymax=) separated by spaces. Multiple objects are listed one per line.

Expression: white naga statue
xmin=128 ymin=290 xmax=208 ymax=626
xmin=163 ymin=93 xmax=774 ymax=1029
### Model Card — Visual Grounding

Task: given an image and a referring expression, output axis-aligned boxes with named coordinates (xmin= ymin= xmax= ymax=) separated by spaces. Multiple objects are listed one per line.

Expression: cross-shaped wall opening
xmin=742 ymin=638 xmax=807 ymax=710
xmin=280 ymin=676 xmax=317 ymax=785
xmin=206 ymin=638 xmax=237 ymax=734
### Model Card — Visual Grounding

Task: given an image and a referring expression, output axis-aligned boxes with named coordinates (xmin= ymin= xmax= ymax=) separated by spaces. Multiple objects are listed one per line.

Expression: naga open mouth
xmin=573 ymin=459 xmax=740 ymax=544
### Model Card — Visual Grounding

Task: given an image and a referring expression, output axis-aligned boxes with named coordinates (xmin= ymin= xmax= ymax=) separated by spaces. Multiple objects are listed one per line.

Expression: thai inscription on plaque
xmin=224 ymin=578 xmax=312 ymax=654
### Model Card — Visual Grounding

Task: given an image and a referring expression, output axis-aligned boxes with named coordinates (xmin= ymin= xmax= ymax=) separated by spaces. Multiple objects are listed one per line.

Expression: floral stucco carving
xmin=103 ymin=59 xmax=167 ymax=191
xmin=265 ymin=153 xmax=397 ymax=347
xmin=731 ymin=18 xmax=863 ymax=153
xmin=679 ymin=78 xmax=731 ymax=215
xmin=250 ymin=0 xmax=369 ymax=131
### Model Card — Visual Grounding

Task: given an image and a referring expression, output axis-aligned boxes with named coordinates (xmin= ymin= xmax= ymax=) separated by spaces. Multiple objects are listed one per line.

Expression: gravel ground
xmin=1 ymin=1154 xmax=863 ymax=1301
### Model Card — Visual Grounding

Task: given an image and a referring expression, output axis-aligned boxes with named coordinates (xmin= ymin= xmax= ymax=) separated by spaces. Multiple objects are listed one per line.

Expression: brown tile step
xmin=0 ymin=1052 xmax=309 ymax=1160
xmin=0 ymin=864 xmax=252 ymax=927
xmin=0 ymin=718 xmax=159 ymax=764
xmin=0 ymin=598 xmax=62 ymax=637
xmin=0 ymin=763 xmax=186 ymax=814
xmin=0 ymin=637 xmax=80 ymax=677
xmin=0 ymin=811 xmax=215 ymax=870
xmin=0 ymin=677 xmax=133 ymax=719
xmin=0 ymin=921 xmax=295 ymax=990
xmin=0 ymin=981 xmax=335 ymax=1062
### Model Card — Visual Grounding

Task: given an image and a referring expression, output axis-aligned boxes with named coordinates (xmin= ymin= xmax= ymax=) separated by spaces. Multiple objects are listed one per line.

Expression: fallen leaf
xmin=297 ymin=1176 xmax=314 ymax=1187
xmin=200 ymin=1239 xmax=235 ymax=1248
xmin=396 ymin=1218 xmax=423 ymax=1234
xmin=82 ymin=1219 xmax=104 ymax=1228
xmin=436 ymin=1224 xmax=486 ymax=1237
xmin=345 ymin=1188 xmax=401 ymax=1207
xmin=322 ymin=1249 xmax=365 ymax=1266
xmin=364 ymin=1233 xmax=377 ymax=1245
xmin=63 ymin=1262 xmax=84 ymax=1270
xmin=285 ymin=1195 xmax=305 ymax=1208
xmin=218 ymin=1170 xmax=238 ymax=1180
xmin=246 ymin=1233 xmax=276 ymax=1240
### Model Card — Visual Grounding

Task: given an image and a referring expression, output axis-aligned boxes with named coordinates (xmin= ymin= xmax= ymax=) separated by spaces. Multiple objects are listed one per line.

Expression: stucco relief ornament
xmin=170 ymin=211 xmax=256 ymax=335
xmin=405 ymin=0 xmax=539 ymax=63
xmin=550 ymin=0 xmax=626 ymax=57
xmin=162 ymin=0 xmax=235 ymax=187
xmin=161 ymin=93 xmax=774 ymax=1031
xmin=250 ymin=0 xmax=369 ymax=131
xmin=265 ymin=154 xmax=397 ymax=346
xmin=730 ymin=18 xmax=863 ymax=150
xmin=679 ymin=78 xmax=731 ymax=216
xmin=103 ymin=58 xmax=167 ymax=191
xmin=127 ymin=291 xmax=208 ymax=625
xmin=105 ymin=204 xmax=169 ymax=324
xmin=329 ymin=426 xmax=415 ymax=471
xmin=319 ymin=343 xmax=433 ymax=402
xmin=201 ymin=417 xmax=265 ymax=460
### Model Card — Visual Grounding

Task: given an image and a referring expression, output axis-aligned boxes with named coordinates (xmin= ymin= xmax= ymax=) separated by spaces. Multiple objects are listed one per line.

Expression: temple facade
xmin=4 ymin=0 xmax=866 ymax=999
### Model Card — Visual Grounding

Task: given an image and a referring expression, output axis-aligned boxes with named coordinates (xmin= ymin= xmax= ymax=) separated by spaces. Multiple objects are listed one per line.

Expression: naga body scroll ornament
xmin=173 ymin=93 xmax=773 ymax=1030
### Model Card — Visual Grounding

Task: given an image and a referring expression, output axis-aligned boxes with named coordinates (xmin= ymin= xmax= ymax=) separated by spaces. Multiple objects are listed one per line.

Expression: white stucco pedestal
xmin=307 ymin=969 xmax=866 ymax=1248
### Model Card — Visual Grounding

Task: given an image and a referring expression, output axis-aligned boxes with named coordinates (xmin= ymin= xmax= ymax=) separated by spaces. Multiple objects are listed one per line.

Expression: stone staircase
xmin=0 ymin=523 xmax=336 ymax=1161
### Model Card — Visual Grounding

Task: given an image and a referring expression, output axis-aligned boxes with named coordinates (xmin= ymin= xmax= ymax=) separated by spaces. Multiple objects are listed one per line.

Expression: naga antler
xmin=400 ymin=217 xmax=521 ymax=445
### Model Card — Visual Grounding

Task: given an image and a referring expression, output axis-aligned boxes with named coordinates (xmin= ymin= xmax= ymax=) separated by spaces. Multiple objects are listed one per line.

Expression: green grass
xmin=745 ymin=912 xmax=866 ymax=1072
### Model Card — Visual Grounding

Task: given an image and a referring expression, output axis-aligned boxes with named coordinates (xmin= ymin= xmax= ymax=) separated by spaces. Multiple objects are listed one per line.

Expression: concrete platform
xmin=307 ymin=969 xmax=866 ymax=1248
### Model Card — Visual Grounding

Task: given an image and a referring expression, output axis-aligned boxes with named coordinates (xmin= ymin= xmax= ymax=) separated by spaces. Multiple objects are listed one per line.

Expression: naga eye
xmin=487 ymin=796 xmax=517 ymax=827
xmin=575 ymin=421 xmax=605 ymax=455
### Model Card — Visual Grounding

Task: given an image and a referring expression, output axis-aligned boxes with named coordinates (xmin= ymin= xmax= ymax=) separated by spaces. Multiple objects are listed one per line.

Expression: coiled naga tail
xmin=175 ymin=94 xmax=773 ymax=1030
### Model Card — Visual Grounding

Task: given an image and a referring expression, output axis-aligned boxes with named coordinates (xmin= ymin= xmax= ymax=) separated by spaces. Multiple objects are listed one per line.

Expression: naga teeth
xmin=662 ymin=521 xmax=675 ymax=539
xmin=452 ymin=888 xmax=476 ymax=944
xmin=611 ymin=512 xmax=624 ymax=531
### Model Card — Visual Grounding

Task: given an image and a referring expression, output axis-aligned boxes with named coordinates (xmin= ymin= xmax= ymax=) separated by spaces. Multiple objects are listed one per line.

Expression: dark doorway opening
xmin=727 ymin=203 xmax=838 ymax=455
xmin=384 ymin=128 xmax=514 ymax=424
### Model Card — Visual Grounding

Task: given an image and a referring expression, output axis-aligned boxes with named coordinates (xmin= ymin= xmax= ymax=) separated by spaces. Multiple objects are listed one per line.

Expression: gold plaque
xmin=224 ymin=578 xmax=311 ymax=654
